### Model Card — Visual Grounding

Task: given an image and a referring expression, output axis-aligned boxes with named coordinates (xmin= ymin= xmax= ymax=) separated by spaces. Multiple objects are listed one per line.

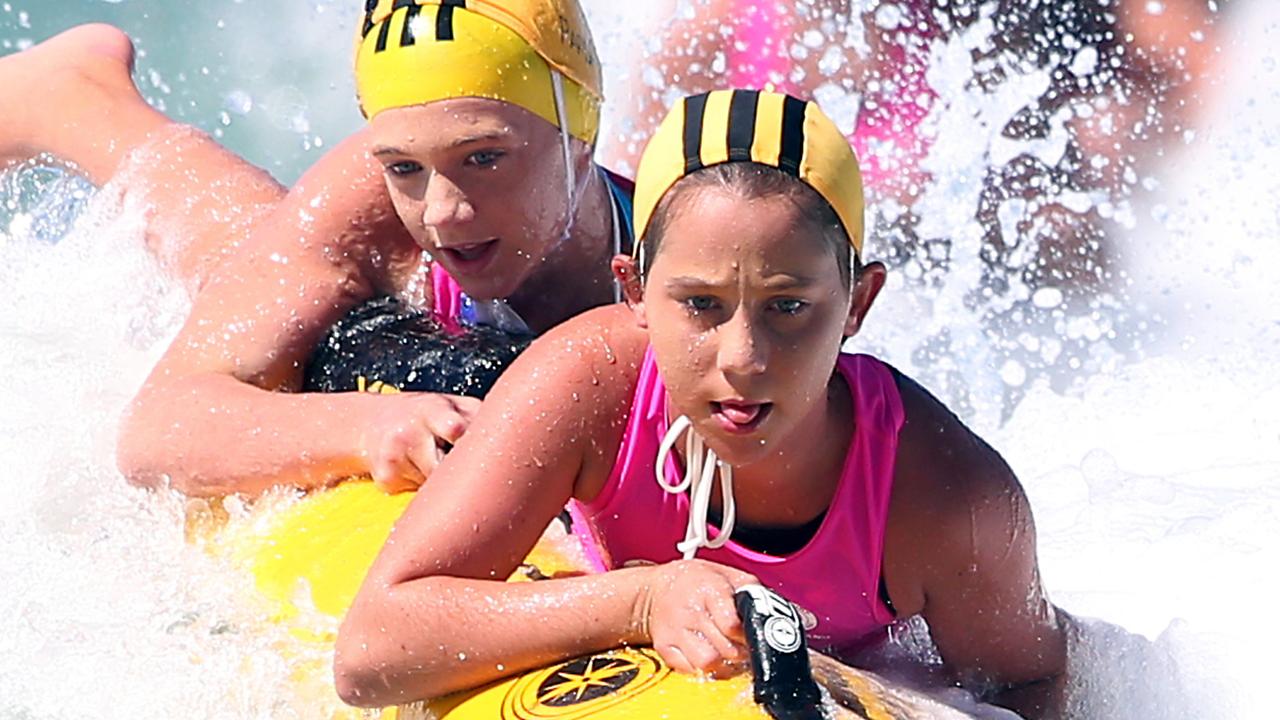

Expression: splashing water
xmin=0 ymin=164 xmax=327 ymax=716
xmin=0 ymin=157 xmax=94 ymax=244
xmin=858 ymin=1 xmax=1277 ymax=717
xmin=1 ymin=1 xmax=1277 ymax=718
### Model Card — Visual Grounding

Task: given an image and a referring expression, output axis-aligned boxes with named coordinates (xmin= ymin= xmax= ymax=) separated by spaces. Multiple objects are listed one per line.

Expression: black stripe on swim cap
xmin=778 ymin=94 xmax=807 ymax=177
xmin=726 ymin=89 xmax=760 ymax=162
xmin=372 ymin=0 xmax=432 ymax=52
xmin=375 ymin=12 xmax=394 ymax=52
xmin=437 ymin=0 xmax=467 ymax=41
xmin=399 ymin=2 xmax=422 ymax=47
xmin=682 ymin=92 xmax=711 ymax=174
xmin=362 ymin=0 xmax=378 ymax=39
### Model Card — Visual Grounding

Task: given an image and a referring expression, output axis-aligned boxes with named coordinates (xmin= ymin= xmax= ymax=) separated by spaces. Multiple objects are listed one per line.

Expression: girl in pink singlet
xmin=337 ymin=91 xmax=1070 ymax=718
xmin=723 ymin=0 xmax=936 ymax=194
xmin=630 ymin=1 xmax=936 ymax=196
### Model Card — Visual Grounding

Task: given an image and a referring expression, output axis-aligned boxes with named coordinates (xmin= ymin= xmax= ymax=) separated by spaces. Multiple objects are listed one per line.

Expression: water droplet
xmin=1033 ymin=287 xmax=1064 ymax=309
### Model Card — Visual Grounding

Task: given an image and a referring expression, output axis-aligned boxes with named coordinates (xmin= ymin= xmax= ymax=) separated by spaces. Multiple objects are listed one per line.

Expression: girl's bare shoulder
xmin=271 ymin=128 xmax=420 ymax=289
xmin=497 ymin=304 xmax=649 ymax=410
xmin=893 ymin=371 xmax=1019 ymax=504
xmin=883 ymin=370 xmax=1028 ymax=614
xmin=472 ymin=304 xmax=649 ymax=497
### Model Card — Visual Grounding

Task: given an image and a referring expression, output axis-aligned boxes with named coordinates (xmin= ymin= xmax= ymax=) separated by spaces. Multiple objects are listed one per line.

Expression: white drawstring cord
xmin=655 ymin=415 xmax=736 ymax=559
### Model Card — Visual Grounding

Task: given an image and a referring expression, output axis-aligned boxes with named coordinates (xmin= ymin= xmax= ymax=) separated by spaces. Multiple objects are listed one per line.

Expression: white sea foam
xmin=995 ymin=2 xmax=1280 ymax=714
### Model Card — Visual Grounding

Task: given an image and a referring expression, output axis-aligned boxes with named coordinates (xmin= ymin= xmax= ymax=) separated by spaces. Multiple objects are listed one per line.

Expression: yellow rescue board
xmin=215 ymin=481 xmax=973 ymax=720
xmin=223 ymin=480 xmax=584 ymax=627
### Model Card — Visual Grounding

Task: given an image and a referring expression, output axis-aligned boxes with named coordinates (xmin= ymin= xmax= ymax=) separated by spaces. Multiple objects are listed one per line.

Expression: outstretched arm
xmin=116 ymin=128 xmax=474 ymax=496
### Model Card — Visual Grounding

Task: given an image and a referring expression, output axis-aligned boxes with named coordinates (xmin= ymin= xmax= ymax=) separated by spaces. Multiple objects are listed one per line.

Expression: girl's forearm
xmin=334 ymin=568 xmax=655 ymax=708
xmin=117 ymin=372 xmax=374 ymax=496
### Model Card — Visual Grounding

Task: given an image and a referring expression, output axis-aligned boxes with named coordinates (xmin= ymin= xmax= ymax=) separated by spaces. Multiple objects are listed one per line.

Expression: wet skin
xmin=638 ymin=189 xmax=860 ymax=475
xmin=117 ymin=96 xmax=618 ymax=496
xmin=369 ymin=99 xmax=618 ymax=333
xmin=337 ymin=183 xmax=1068 ymax=718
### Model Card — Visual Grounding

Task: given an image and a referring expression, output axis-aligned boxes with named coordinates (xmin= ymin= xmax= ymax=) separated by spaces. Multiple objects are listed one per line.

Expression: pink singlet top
xmin=725 ymin=1 xmax=936 ymax=193
xmin=430 ymin=262 xmax=466 ymax=328
xmin=573 ymin=348 xmax=904 ymax=656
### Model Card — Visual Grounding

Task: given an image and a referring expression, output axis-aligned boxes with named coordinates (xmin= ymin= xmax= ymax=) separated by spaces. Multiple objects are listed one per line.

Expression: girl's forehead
xmin=667 ymin=188 xmax=799 ymax=235
xmin=652 ymin=190 xmax=840 ymax=279
xmin=370 ymin=98 xmax=547 ymax=148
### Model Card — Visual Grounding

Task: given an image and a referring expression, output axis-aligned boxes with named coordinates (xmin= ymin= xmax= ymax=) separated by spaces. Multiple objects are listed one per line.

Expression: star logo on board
xmin=536 ymin=656 xmax=640 ymax=706
xmin=501 ymin=648 xmax=668 ymax=719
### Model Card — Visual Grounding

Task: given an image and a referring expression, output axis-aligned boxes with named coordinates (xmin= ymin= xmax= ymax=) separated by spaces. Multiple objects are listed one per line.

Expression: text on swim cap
xmin=556 ymin=13 xmax=594 ymax=67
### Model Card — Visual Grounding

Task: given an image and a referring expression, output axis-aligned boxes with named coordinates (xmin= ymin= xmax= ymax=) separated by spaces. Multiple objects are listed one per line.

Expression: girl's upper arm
xmin=889 ymin=378 xmax=1067 ymax=694
xmin=365 ymin=306 xmax=646 ymax=588
xmin=919 ymin=461 xmax=1067 ymax=692
xmin=150 ymin=127 xmax=415 ymax=391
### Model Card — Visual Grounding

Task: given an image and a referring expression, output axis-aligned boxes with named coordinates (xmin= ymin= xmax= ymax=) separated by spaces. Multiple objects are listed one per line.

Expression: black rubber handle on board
xmin=735 ymin=585 xmax=828 ymax=720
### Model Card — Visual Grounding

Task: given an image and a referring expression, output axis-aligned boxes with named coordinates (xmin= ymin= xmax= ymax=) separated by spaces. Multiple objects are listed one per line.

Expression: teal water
xmin=1 ymin=0 xmax=360 ymax=183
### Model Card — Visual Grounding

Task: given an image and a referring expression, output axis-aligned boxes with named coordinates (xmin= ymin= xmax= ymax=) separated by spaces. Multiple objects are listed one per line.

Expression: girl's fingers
xmin=371 ymin=456 xmax=423 ymax=494
xmin=424 ymin=408 xmax=468 ymax=446
xmin=656 ymin=642 xmax=695 ymax=675
xmin=406 ymin=439 xmax=443 ymax=485
xmin=448 ymin=395 xmax=482 ymax=422
xmin=706 ymin=586 xmax=748 ymax=649
xmin=676 ymin=628 xmax=725 ymax=675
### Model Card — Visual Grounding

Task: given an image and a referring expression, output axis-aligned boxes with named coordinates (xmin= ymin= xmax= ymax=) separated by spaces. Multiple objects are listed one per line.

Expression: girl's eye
xmin=385 ymin=160 xmax=423 ymax=177
xmin=683 ymin=296 xmax=719 ymax=313
xmin=466 ymin=150 xmax=504 ymax=168
xmin=771 ymin=298 xmax=808 ymax=315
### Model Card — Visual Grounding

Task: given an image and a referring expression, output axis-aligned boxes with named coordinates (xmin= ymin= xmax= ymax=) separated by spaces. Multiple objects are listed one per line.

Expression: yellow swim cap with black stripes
xmin=354 ymin=0 xmax=603 ymax=144
xmin=633 ymin=89 xmax=865 ymax=260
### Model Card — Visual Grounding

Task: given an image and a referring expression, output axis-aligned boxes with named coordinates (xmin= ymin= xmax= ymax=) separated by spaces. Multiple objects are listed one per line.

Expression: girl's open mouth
xmin=711 ymin=401 xmax=773 ymax=434
xmin=439 ymin=238 xmax=499 ymax=272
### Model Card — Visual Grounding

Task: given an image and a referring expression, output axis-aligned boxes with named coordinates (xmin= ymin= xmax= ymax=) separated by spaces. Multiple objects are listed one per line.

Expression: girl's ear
xmin=843 ymin=261 xmax=887 ymax=337
xmin=611 ymin=254 xmax=648 ymax=328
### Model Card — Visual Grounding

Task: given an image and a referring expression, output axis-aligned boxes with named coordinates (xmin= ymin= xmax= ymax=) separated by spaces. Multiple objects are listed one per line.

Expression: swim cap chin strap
xmin=655 ymin=415 xmax=737 ymax=559
xmin=551 ymin=69 xmax=579 ymax=232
